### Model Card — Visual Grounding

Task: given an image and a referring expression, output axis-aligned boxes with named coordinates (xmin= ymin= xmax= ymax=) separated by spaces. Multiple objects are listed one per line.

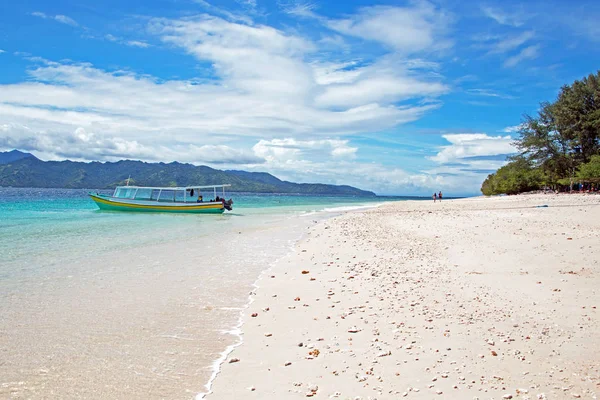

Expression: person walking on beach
xmin=433 ymin=192 xmax=437 ymax=202
xmin=439 ymin=191 xmax=443 ymax=202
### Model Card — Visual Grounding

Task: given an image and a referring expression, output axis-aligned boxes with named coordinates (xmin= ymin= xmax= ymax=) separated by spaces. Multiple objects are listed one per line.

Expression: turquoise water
xmin=0 ymin=188 xmax=398 ymax=278
xmin=0 ymin=188 xmax=416 ymax=278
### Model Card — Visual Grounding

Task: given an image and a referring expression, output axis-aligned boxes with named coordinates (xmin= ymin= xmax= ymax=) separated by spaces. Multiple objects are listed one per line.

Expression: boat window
xmin=134 ymin=188 xmax=152 ymax=200
xmin=151 ymin=190 xmax=161 ymax=200
xmin=115 ymin=187 xmax=135 ymax=198
xmin=175 ymin=190 xmax=185 ymax=202
xmin=158 ymin=190 xmax=175 ymax=202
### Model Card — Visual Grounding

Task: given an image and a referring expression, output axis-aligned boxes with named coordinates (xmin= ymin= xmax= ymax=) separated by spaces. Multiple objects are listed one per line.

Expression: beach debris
xmin=251 ymin=313 xmax=258 ymax=317
xmin=264 ymin=333 xmax=272 ymax=337
xmin=348 ymin=326 xmax=361 ymax=333
xmin=248 ymin=386 xmax=255 ymax=391
xmin=491 ymin=350 xmax=498 ymax=356
xmin=308 ymin=349 xmax=320 ymax=357
xmin=285 ymin=362 xmax=292 ymax=366
xmin=295 ymin=297 xmax=301 ymax=301
xmin=503 ymin=394 xmax=513 ymax=399
xmin=306 ymin=384 xmax=319 ymax=397
xmin=229 ymin=358 xmax=240 ymax=363
xmin=302 ymin=270 xmax=310 ymax=274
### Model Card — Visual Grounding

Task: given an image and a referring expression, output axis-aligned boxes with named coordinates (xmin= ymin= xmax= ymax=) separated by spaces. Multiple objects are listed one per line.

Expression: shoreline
xmin=206 ymin=194 xmax=600 ymax=399
xmin=197 ymin=202 xmax=388 ymax=399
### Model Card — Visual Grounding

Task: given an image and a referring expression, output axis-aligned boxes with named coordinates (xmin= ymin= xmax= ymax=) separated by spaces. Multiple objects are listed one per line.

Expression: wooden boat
xmin=89 ymin=184 xmax=233 ymax=213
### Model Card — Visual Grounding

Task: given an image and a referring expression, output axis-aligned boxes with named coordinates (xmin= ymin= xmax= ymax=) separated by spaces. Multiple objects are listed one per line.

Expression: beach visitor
xmin=433 ymin=193 xmax=437 ymax=202
xmin=439 ymin=191 xmax=443 ymax=201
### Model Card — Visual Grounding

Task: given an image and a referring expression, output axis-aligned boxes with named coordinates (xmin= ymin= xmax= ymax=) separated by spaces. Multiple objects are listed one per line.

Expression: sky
xmin=0 ymin=0 xmax=599 ymax=195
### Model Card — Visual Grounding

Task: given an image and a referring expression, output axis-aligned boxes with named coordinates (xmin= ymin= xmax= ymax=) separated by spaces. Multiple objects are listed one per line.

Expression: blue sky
xmin=1 ymin=0 xmax=599 ymax=195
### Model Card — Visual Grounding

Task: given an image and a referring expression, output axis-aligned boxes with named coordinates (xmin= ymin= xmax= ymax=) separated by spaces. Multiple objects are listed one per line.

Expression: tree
xmin=577 ymin=155 xmax=600 ymax=181
xmin=481 ymin=70 xmax=600 ymax=194
xmin=516 ymin=102 xmax=573 ymax=184
xmin=553 ymin=72 xmax=600 ymax=164
xmin=481 ymin=156 xmax=544 ymax=195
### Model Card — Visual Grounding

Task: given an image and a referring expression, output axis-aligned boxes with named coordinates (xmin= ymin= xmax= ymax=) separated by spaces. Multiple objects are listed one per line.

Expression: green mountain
xmin=0 ymin=151 xmax=376 ymax=196
xmin=0 ymin=150 xmax=35 ymax=164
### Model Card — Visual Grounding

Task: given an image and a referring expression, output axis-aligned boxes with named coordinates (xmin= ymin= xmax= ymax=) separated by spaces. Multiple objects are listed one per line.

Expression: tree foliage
xmin=481 ymin=156 xmax=544 ymax=195
xmin=482 ymin=71 xmax=600 ymax=194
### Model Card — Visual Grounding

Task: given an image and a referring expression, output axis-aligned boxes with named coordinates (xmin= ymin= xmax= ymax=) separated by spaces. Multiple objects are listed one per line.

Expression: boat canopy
xmin=112 ymin=184 xmax=231 ymax=203
xmin=114 ymin=184 xmax=231 ymax=191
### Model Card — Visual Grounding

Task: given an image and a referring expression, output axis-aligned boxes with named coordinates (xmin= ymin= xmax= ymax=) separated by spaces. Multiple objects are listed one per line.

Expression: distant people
xmin=439 ymin=191 xmax=443 ymax=201
xmin=433 ymin=193 xmax=437 ymax=203
xmin=215 ymin=196 xmax=221 ymax=202
xmin=197 ymin=195 xmax=203 ymax=203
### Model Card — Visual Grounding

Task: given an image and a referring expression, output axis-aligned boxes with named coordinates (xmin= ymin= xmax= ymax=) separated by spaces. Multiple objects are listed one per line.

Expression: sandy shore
xmin=207 ymin=194 xmax=600 ymax=399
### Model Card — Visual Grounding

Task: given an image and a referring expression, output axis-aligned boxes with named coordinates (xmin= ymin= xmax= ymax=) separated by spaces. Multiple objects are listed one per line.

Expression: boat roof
xmin=115 ymin=184 xmax=231 ymax=190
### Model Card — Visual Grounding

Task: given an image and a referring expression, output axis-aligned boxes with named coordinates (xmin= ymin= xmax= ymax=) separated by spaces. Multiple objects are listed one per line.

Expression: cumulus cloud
xmin=32 ymin=12 xmax=78 ymax=27
xmin=0 ymin=124 xmax=263 ymax=164
xmin=430 ymin=133 xmax=516 ymax=164
xmin=326 ymin=2 xmax=452 ymax=53
xmin=313 ymin=56 xmax=448 ymax=108
xmin=252 ymin=138 xmax=357 ymax=162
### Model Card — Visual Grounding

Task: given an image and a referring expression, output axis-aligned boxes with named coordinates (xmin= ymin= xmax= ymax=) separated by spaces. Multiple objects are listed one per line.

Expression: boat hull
xmin=89 ymin=194 xmax=225 ymax=214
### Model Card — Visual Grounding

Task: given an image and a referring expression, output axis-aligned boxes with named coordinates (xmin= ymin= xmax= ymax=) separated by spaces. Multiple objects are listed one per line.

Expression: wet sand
xmin=207 ymin=194 xmax=600 ymax=399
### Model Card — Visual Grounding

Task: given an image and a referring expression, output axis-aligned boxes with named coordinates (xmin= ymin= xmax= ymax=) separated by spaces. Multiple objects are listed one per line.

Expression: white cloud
xmin=481 ymin=6 xmax=527 ymax=27
xmin=326 ymin=2 xmax=452 ymax=53
xmin=54 ymin=15 xmax=78 ymax=27
xmin=313 ymin=56 xmax=448 ymax=108
xmin=502 ymin=124 xmax=524 ymax=133
xmin=252 ymin=138 xmax=357 ymax=162
xmin=430 ymin=133 xmax=516 ymax=164
xmin=32 ymin=12 xmax=78 ymax=27
xmin=488 ymin=31 xmax=535 ymax=54
xmin=126 ymin=40 xmax=151 ymax=48
xmin=278 ymin=0 xmax=318 ymax=17
xmin=504 ymin=44 xmax=540 ymax=67
xmin=104 ymin=34 xmax=151 ymax=48
xmin=0 ymin=124 xmax=263 ymax=164
xmin=0 ymin=49 xmax=5 ymax=54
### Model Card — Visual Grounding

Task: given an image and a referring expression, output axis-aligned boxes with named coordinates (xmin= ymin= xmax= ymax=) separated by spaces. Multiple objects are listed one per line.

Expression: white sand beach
xmin=207 ymin=194 xmax=600 ymax=399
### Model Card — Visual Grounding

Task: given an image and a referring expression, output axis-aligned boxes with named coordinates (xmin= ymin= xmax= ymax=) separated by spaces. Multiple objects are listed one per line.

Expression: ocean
xmin=0 ymin=188 xmax=419 ymax=399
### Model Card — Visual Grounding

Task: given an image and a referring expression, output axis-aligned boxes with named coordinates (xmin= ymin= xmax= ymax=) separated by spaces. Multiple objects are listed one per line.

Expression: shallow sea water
xmin=0 ymin=188 xmax=413 ymax=399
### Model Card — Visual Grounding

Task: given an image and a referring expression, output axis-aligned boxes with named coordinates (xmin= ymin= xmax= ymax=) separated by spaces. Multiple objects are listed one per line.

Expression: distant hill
xmin=0 ymin=151 xmax=376 ymax=196
xmin=0 ymin=150 xmax=35 ymax=164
